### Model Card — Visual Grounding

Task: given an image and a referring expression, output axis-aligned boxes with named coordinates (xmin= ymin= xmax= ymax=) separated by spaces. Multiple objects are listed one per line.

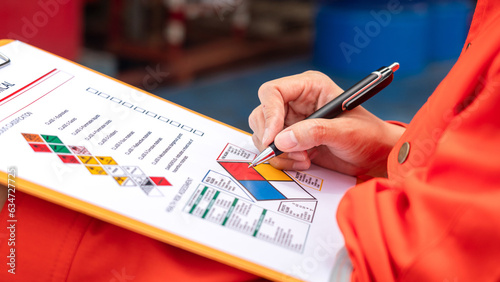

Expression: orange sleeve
xmin=337 ymin=54 xmax=500 ymax=282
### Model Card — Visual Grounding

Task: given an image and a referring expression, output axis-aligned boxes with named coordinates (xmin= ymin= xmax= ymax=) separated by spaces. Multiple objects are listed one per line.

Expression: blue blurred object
xmin=314 ymin=2 xmax=430 ymax=76
xmin=429 ymin=1 xmax=473 ymax=61
xmin=314 ymin=1 xmax=473 ymax=77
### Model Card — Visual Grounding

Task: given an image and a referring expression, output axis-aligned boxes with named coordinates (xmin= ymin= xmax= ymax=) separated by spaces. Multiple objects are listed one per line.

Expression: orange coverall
xmin=337 ymin=0 xmax=500 ymax=281
xmin=1 ymin=1 xmax=499 ymax=282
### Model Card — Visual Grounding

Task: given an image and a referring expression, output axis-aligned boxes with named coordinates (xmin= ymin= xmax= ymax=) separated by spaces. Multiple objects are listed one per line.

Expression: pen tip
xmin=389 ymin=62 xmax=400 ymax=72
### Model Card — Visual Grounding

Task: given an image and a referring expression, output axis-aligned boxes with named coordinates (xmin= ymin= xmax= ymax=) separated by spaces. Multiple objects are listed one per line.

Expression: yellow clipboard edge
xmin=0 ymin=40 xmax=302 ymax=281
xmin=0 ymin=39 xmax=14 ymax=47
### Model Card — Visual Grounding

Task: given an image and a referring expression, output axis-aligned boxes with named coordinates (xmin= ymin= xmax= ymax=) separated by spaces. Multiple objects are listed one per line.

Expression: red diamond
xmin=149 ymin=177 xmax=171 ymax=186
xmin=58 ymin=154 xmax=80 ymax=164
xmin=219 ymin=162 xmax=265 ymax=181
xmin=29 ymin=143 xmax=52 ymax=153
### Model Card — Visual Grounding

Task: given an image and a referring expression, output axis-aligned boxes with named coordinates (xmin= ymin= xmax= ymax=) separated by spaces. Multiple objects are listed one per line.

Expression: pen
xmin=249 ymin=62 xmax=400 ymax=168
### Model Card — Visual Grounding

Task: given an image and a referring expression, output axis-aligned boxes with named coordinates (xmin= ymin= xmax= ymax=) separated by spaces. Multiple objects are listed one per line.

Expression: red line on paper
xmin=0 ymin=69 xmax=74 ymax=123
xmin=0 ymin=68 xmax=57 ymax=104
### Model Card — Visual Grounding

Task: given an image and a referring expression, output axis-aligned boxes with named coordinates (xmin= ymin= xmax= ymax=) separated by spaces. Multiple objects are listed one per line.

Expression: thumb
xmin=274 ymin=119 xmax=340 ymax=152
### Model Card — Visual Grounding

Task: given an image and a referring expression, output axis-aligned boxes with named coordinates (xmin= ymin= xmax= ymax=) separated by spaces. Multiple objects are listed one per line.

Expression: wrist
xmin=368 ymin=121 xmax=405 ymax=177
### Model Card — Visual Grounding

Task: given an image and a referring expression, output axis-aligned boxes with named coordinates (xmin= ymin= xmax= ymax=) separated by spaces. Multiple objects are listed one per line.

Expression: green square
xmin=49 ymin=144 xmax=71 ymax=154
xmin=41 ymin=134 xmax=63 ymax=144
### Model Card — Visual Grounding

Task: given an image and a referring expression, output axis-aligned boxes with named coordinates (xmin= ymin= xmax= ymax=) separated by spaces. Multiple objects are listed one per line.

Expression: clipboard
xmin=0 ymin=39 xmax=355 ymax=282
xmin=0 ymin=51 xmax=10 ymax=68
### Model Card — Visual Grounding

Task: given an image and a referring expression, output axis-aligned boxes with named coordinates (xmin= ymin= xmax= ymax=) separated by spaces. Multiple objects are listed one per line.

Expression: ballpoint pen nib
xmin=249 ymin=147 xmax=276 ymax=168
xmin=388 ymin=62 xmax=400 ymax=72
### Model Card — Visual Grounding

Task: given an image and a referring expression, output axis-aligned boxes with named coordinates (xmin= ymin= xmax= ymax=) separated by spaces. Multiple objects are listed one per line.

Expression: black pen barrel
xmin=307 ymin=72 xmax=380 ymax=120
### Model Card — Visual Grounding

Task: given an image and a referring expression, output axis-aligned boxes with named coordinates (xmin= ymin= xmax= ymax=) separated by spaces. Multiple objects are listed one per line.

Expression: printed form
xmin=0 ymin=41 xmax=355 ymax=282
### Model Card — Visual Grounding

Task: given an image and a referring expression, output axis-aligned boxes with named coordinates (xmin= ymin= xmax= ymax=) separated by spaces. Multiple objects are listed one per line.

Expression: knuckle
xmin=257 ymin=82 xmax=275 ymax=99
xmin=339 ymin=119 xmax=358 ymax=138
xmin=258 ymin=81 xmax=284 ymax=103
xmin=303 ymin=70 xmax=329 ymax=80
xmin=303 ymin=70 xmax=322 ymax=76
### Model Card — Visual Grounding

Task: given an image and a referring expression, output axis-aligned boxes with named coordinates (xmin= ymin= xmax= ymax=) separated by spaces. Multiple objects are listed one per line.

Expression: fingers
xmin=257 ymin=71 xmax=342 ymax=132
xmin=268 ymin=118 xmax=347 ymax=171
xmin=256 ymin=83 xmax=285 ymax=146
xmin=249 ymin=105 xmax=275 ymax=152
xmin=251 ymin=114 xmax=312 ymax=170
xmin=249 ymin=71 xmax=343 ymax=149
xmin=268 ymin=150 xmax=313 ymax=171
xmin=250 ymin=107 xmax=313 ymax=171
xmin=269 ymin=149 xmax=316 ymax=170
xmin=274 ymin=118 xmax=347 ymax=153
xmin=249 ymin=71 xmax=347 ymax=171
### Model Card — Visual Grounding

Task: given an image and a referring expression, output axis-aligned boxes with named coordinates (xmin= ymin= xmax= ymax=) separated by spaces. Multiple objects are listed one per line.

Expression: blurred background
xmin=1 ymin=0 xmax=475 ymax=132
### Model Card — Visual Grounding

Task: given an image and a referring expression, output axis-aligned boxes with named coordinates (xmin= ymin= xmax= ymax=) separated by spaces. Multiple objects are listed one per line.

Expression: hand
xmin=249 ymin=71 xmax=405 ymax=177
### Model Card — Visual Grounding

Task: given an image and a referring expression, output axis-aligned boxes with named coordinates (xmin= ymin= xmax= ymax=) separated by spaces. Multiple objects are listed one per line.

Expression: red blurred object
xmin=0 ymin=0 xmax=83 ymax=60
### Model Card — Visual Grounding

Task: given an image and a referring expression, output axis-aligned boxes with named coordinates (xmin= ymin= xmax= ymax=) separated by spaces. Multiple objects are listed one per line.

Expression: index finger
xmin=257 ymin=71 xmax=343 ymax=145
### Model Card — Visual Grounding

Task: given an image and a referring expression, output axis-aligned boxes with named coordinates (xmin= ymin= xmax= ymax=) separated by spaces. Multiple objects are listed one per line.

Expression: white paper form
xmin=0 ymin=41 xmax=356 ymax=282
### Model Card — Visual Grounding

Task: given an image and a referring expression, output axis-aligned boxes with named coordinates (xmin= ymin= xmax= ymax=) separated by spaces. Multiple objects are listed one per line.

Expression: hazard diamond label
xmin=104 ymin=166 xmax=127 ymax=176
xmin=77 ymin=155 xmax=99 ymax=165
xmin=96 ymin=156 xmax=118 ymax=165
xmin=140 ymin=186 xmax=163 ymax=197
xmin=149 ymin=177 xmax=171 ymax=186
xmin=133 ymin=176 xmax=154 ymax=187
xmin=68 ymin=145 xmax=91 ymax=155
xmin=29 ymin=143 xmax=52 ymax=153
xmin=123 ymin=166 xmax=145 ymax=176
xmin=22 ymin=133 xmax=44 ymax=143
xmin=58 ymin=155 xmax=80 ymax=164
xmin=85 ymin=165 xmax=108 ymax=175
xmin=114 ymin=176 xmax=127 ymax=185
xmin=49 ymin=144 xmax=71 ymax=154
xmin=41 ymin=134 xmax=63 ymax=144
xmin=113 ymin=176 xmax=137 ymax=186
xmin=141 ymin=186 xmax=154 ymax=194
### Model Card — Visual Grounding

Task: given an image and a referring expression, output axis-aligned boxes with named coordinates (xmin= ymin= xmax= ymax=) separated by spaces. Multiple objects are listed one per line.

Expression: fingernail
xmin=275 ymin=130 xmax=298 ymax=150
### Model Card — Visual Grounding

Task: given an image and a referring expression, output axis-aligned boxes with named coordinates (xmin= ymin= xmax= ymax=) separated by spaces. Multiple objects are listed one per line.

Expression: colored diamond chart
xmin=218 ymin=162 xmax=315 ymax=201
xmin=215 ymin=143 xmax=320 ymax=223
xmin=21 ymin=133 xmax=172 ymax=197
xmin=216 ymin=144 xmax=315 ymax=202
